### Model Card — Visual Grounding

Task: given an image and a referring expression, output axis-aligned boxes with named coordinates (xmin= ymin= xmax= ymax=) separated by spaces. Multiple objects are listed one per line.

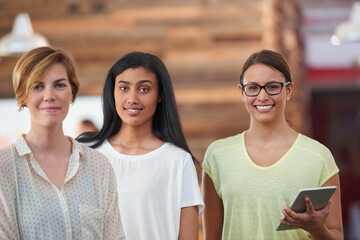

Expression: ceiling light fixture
xmin=0 ymin=13 xmax=49 ymax=57
xmin=331 ymin=1 xmax=360 ymax=45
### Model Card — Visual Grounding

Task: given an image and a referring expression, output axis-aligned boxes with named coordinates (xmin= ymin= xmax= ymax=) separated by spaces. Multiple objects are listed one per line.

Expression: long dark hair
xmin=77 ymin=52 xmax=197 ymax=163
xmin=239 ymin=49 xmax=292 ymax=85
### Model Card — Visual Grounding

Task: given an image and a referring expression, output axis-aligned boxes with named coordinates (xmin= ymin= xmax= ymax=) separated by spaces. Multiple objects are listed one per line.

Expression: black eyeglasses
xmin=241 ymin=81 xmax=290 ymax=97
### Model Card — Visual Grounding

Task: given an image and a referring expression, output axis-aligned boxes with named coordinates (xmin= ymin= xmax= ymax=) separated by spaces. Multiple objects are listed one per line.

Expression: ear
xmin=238 ymin=84 xmax=245 ymax=102
xmin=286 ymin=82 xmax=294 ymax=101
xmin=157 ymin=95 xmax=162 ymax=103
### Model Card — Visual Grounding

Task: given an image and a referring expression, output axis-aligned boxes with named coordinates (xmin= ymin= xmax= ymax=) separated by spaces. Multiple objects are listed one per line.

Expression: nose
xmin=44 ymin=86 xmax=55 ymax=102
xmin=127 ymin=89 xmax=138 ymax=104
xmin=257 ymin=87 xmax=269 ymax=100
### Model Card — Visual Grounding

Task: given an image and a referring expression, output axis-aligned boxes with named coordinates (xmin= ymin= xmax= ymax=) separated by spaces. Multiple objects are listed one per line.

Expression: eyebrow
xmin=36 ymin=78 xmax=68 ymax=84
xmin=117 ymin=80 xmax=153 ymax=85
xmin=55 ymin=78 xmax=68 ymax=82
xmin=245 ymin=80 xmax=279 ymax=85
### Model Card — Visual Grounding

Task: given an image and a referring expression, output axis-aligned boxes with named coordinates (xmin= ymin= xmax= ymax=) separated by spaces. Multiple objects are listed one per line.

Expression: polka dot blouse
xmin=0 ymin=135 xmax=126 ymax=240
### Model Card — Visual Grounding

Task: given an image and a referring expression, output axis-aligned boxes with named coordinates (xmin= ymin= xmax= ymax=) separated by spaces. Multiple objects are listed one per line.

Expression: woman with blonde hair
xmin=0 ymin=47 xmax=125 ymax=240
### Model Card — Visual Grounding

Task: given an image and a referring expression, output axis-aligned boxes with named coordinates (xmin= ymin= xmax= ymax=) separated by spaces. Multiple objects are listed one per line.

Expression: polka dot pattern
xmin=0 ymin=135 xmax=125 ymax=240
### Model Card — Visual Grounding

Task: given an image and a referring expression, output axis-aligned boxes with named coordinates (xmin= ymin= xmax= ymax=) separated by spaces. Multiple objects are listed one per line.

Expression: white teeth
xmin=256 ymin=105 xmax=272 ymax=110
xmin=127 ymin=109 xmax=139 ymax=112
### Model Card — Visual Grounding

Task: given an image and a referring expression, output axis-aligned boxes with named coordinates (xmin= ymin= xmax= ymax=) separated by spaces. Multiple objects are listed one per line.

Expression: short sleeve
xmin=296 ymin=134 xmax=340 ymax=187
xmin=202 ymin=141 xmax=222 ymax=197
xmin=202 ymin=141 xmax=215 ymax=177
xmin=181 ymin=154 xmax=204 ymax=214
xmin=318 ymin=144 xmax=339 ymax=186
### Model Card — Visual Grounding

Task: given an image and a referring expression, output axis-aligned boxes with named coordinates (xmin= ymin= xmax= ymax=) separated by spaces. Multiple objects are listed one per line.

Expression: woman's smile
xmin=124 ymin=107 xmax=143 ymax=115
xmin=254 ymin=104 xmax=273 ymax=111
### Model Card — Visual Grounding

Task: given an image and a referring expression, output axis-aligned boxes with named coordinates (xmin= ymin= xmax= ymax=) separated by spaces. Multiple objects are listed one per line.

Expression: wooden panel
xmin=0 ymin=0 xmax=304 ymax=154
xmin=0 ymin=2 xmax=267 ymax=95
xmin=0 ymin=1 xmax=304 ymax=239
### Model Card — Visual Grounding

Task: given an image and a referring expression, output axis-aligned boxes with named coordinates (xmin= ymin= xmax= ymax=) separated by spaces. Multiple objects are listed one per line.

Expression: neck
xmin=112 ymin=124 xmax=158 ymax=147
xmin=25 ymin=125 xmax=69 ymax=153
xmin=109 ymin=124 xmax=164 ymax=155
xmin=246 ymin=117 xmax=296 ymax=143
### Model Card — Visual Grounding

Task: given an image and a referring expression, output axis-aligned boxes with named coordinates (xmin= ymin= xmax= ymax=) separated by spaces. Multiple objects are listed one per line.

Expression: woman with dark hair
xmin=77 ymin=52 xmax=204 ymax=240
xmin=202 ymin=49 xmax=343 ymax=239
xmin=0 ymin=47 xmax=125 ymax=239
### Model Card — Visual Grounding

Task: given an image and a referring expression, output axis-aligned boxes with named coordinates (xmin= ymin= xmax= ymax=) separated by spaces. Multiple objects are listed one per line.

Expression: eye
xmin=32 ymin=84 xmax=43 ymax=91
xmin=55 ymin=83 xmax=66 ymax=88
xmin=247 ymin=84 xmax=259 ymax=91
xmin=139 ymin=87 xmax=149 ymax=93
xmin=119 ymin=86 xmax=128 ymax=91
xmin=267 ymin=83 xmax=281 ymax=89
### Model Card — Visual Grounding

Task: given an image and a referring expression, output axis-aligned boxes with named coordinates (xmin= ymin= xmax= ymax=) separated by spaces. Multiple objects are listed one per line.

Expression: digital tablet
xmin=276 ymin=186 xmax=337 ymax=231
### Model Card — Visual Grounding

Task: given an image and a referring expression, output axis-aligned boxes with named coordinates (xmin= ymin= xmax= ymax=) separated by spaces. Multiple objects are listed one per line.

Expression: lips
xmin=124 ymin=107 xmax=143 ymax=115
xmin=41 ymin=107 xmax=60 ymax=112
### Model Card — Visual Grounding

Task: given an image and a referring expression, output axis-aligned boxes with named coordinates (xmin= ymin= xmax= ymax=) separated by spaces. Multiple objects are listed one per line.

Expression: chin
xmin=254 ymin=115 xmax=275 ymax=124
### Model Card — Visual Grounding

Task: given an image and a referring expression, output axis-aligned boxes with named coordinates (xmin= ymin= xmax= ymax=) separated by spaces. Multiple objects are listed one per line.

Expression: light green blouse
xmin=203 ymin=132 xmax=339 ymax=240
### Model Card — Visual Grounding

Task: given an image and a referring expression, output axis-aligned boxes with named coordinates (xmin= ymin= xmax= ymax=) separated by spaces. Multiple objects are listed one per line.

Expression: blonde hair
xmin=12 ymin=46 xmax=79 ymax=110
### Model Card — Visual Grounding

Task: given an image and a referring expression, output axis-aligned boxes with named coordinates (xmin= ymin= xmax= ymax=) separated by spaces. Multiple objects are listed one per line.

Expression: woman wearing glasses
xmin=202 ymin=49 xmax=343 ymax=239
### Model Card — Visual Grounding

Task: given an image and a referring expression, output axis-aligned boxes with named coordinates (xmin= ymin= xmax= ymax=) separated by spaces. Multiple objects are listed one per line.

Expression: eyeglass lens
xmin=243 ymin=82 xmax=284 ymax=96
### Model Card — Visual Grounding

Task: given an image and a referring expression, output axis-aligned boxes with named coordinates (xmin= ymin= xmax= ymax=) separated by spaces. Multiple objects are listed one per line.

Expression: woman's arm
xmin=281 ymin=173 xmax=343 ymax=240
xmin=178 ymin=206 xmax=198 ymax=240
xmin=0 ymin=148 xmax=20 ymax=239
xmin=0 ymin=188 xmax=20 ymax=239
xmin=202 ymin=171 xmax=223 ymax=240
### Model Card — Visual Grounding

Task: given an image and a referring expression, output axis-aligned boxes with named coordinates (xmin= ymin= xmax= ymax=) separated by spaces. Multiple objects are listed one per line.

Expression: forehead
xmin=115 ymin=67 xmax=157 ymax=83
xmin=37 ymin=63 xmax=68 ymax=82
xmin=243 ymin=64 xmax=285 ymax=84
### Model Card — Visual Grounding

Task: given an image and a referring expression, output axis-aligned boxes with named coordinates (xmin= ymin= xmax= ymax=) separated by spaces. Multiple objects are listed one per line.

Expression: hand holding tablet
xmin=276 ymin=186 xmax=337 ymax=231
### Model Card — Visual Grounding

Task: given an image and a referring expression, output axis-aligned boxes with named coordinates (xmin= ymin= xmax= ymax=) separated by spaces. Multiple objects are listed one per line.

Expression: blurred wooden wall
xmin=0 ymin=1 xmax=304 ymax=239
xmin=0 ymin=0 xmax=304 ymax=163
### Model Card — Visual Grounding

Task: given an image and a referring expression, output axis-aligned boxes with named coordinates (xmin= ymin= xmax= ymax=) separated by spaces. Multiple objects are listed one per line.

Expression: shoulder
xmin=0 ymin=144 xmax=17 ymax=190
xmin=163 ymin=143 xmax=193 ymax=165
xmin=0 ymin=140 xmax=23 ymax=166
xmin=296 ymin=134 xmax=332 ymax=155
xmin=202 ymin=134 xmax=243 ymax=173
xmin=0 ymin=144 xmax=13 ymax=157
xmin=205 ymin=134 xmax=242 ymax=157
xmin=74 ymin=139 xmax=112 ymax=168
xmin=0 ymin=144 xmax=15 ymax=170
xmin=165 ymin=143 xmax=190 ymax=157
xmin=161 ymin=143 xmax=197 ymax=169
xmin=294 ymin=134 xmax=334 ymax=162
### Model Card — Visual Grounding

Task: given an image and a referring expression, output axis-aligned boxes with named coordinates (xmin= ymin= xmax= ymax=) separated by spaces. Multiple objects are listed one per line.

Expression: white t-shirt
xmin=96 ymin=139 xmax=204 ymax=240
